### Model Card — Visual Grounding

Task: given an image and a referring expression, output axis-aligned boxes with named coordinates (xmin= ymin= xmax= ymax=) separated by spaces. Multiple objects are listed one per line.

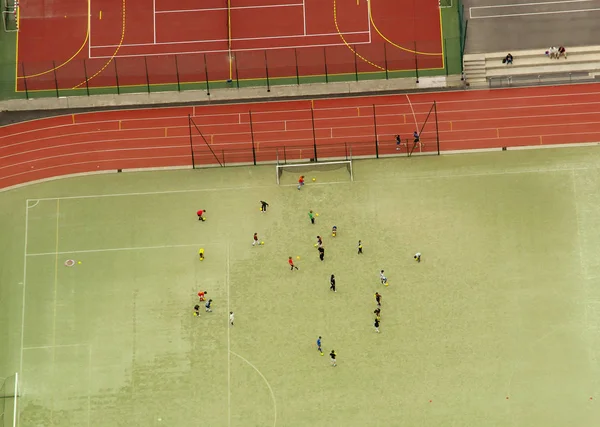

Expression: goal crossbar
xmin=276 ymin=160 xmax=353 ymax=184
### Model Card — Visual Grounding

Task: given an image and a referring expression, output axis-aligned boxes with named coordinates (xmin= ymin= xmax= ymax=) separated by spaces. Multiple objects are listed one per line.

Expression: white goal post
xmin=276 ymin=160 xmax=354 ymax=184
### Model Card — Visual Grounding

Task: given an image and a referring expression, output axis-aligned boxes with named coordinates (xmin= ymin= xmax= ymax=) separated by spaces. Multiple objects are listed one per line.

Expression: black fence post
xmin=353 ymin=45 xmax=359 ymax=82
xmin=234 ymin=54 xmax=240 ymax=89
xmin=174 ymin=55 xmax=181 ymax=91
xmin=414 ymin=41 xmax=419 ymax=84
xmin=294 ymin=48 xmax=300 ymax=85
xmin=323 ymin=48 xmax=329 ymax=83
xmin=188 ymin=114 xmax=196 ymax=168
xmin=373 ymin=105 xmax=379 ymax=159
xmin=144 ymin=57 xmax=151 ymax=93
xmin=21 ymin=63 xmax=29 ymax=99
xmin=204 ymin=53 xmax=210 ymax=96
xmin=83 ymin=60 xmax=90 ymax=96
xmin=310 ymin=107 xmax=318 ymax=162
xmin=114 ymin=59 xmax=120 ymax=94
xmin=249 ymin=110 xmax=257 ymax=165
xmin=52 ymin=61 xmax=59 ymax=97
xmin=434 ymin=101 xmax=440 ymax=155
xmin=264 ymin=50 xmax=270 ymax=92
xmin=444 ymin=38 xmax=448 ymax=76
xmin=384 ymin=43 xmax=389 ymax=80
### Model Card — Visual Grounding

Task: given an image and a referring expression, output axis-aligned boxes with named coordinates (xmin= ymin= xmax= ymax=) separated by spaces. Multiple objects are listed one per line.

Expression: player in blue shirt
xmin=317 ymin=336 xmax=323 ymax=356
xmin=205 ymin=299 xmax=213 ymax=312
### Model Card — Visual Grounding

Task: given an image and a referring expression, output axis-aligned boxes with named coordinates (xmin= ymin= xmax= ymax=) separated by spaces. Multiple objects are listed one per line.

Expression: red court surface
xmin=2 ymin=84 xmax=600 ymax=189
xmin=16 ymin=0 xmax=443 ymax=91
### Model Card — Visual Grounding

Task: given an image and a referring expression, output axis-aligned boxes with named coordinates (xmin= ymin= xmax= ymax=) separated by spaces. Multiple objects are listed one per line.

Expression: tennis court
xmin=11 ymin=0 xmax=447 ymax=93
xmin=2 ymin=147 xmax=600 ymax=426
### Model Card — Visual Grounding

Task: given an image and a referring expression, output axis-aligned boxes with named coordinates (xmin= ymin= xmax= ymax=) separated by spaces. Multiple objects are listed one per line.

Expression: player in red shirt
xmin=297 ymin=176 xmax=305 ymax=190
xmin=198 ymin=291 xmax=207 ymax=301
xmin=288 ymin=256 xmax=299 ymax=271
xmin=197 ymin=209 xmax=206 ymax=221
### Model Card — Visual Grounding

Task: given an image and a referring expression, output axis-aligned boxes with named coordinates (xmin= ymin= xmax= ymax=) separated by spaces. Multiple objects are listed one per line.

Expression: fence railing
xmin=1 ymin=38 xmax=462 ymax=100
xmin=189 ymin=101 xmax=440 ymax=168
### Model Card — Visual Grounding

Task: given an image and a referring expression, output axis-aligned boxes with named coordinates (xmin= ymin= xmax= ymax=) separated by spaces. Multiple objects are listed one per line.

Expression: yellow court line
xmin=74 ymin=0 xmax=126 ymax=88
xmin=17 ymin=0 xmax=90 ymax=80
xmin=439 ymin=7 xmax=445 ymax=68
xmin=14 ymin=6 xmax=19 ymax=91
xmin=333 ymin=0 xmax=384 ymax=71
xmin=368 ymin=0 xmax=442 ymax=56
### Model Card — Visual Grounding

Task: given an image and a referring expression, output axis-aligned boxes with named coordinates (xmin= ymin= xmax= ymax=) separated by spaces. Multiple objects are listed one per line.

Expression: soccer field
xmin=2 ymin=148 xmax=600 ymax=427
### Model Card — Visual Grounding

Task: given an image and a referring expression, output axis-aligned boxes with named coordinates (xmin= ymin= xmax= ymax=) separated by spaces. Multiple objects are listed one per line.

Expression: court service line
xmin=153 ymin=0 xmax=156 ymax=44
xmin=230 ymin=351 xmax=277 ymax=427
xmin=302 ymin=0 xmax=307 ymax=35
xmin=155 ymin=3 xmax=303 ymax=13
xmin=26 ymin=243 xmax=211 ymax=257
xmin=90 ymin=30 xmax=370 ymax=49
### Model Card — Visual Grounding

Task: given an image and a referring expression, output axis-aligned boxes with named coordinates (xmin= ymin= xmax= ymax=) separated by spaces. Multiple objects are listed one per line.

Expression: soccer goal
xmin=0 ymin=373 xmax=19 ymax=427
xmin=276 ymin=160 xmax=353 ymax=185
xmin=2 ymin=0 xmax=19 ymax=32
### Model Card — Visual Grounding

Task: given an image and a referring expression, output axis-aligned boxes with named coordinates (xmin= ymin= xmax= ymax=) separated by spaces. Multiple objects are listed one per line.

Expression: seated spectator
xmin=503 ymin=53 xmax=513 ymax=65
xmin=549 ymin=46 xmax=558 ymax=59
xmin=558 ymin=46 xmax=567 ymax=59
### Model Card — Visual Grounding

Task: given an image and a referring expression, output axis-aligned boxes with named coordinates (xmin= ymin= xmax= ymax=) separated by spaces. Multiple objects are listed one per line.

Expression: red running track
xmin=2 ymin=83 xmax=600 ymax=190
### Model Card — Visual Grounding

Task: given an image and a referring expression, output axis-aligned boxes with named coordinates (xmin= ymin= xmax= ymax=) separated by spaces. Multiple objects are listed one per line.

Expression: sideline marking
xmin=226 ymin=244 xmax=231 ymax=427
xmin=27 ymin=243 xmax=211 ymax=257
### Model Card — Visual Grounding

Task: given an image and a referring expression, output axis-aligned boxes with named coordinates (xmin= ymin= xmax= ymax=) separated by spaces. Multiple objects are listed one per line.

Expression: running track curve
xmin=1 ymin=83 xmax=600 ymax=190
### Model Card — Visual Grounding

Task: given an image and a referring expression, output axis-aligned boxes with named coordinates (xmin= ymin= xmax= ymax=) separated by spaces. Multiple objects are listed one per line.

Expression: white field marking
xmin=23 ymin=343 xmax=90 ymax=350
xmin=26 ymin=243 xmax=211 ymax=257
xmin=4 ymin=103 xmax=600 ymax=158
xmin=19 ymin=200 xmax=30 ymax=381
xmin=230 ymin=351 xmax=277 ymax=427
xmin=89 ymin=31 xmax=369 ymax=49
xmin=571 ymin=169 xmax=587 ymax=278
xmin=471 ymin=0 xmax=598 ymax=8
xmin=3 ymin=83 xmax=600 ymax=134
xmin=302 ymin=0 xmax=306 ymax=35
xmin=153 ymin=0 xmax=156 ymax=44
xmin=89 ymin=38 xmax=371 ymax=59
xmin=88 ymin=345 xmax=92 ymax=427
xmin=156 ymin=3 xmax=303 ymax=13
xmin=471 ymin=6 xmax=600 ymax=18
xmin=26 ymin=200 xmax=40 ymax=208
xmin=226 ymin=244 xmax=231 ymax=427
xmin=405 ymin=94 xmax=419 ymax=131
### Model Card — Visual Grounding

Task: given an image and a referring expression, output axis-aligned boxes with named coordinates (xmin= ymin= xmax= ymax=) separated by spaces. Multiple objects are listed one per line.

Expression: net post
xmin=114 ymin=58 xmax=120 ymax=94
xmin=323 ymin=48 xmax=329 ymax=83
xmin=21 ymin=62 xmax=29 ymax=99
xmin=264 ymin=50 xmax=270 ymax=92
xmin=372 ymin=104 xmax=379 ymax=158
xmin=204 ymin=53 xmax=210 ymax=96
xmin=188 ymin=114 xmax=196 ymax=168
xmin=384 ymin=43 xmax=389 ymax=80
xmin=52 ymin=60 xmax=59 ymax=97
xmin=310 ymin=107 xmax=318 ymax=162
xmin=434 ymin=101 xmax=440 ymax=155
xmin=294 ymin=48 xmax=300 ymax=85
xmin=174 ymin=55 xmax=181 ymax=91
xmin=234 ymin=54 xmax=240 ymax=88
xmin=249 ymin=110 xmax=257 ymax=165
xmin=414 ymin=41 xmax=419 ymax=84
xmin=144 ymin=56 xmax=150 ymax=93
xmin=83 ymin=59 xmax=90 ymax=96
xmin=353 ymin=45 xmax=358 ymax=82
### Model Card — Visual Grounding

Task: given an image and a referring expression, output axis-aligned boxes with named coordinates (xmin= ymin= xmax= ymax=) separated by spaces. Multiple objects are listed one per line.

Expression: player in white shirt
xmin=379 ymin=270 xmax=388 ymax=286
xmin=414 ymin=252 xmax=421 ymax=263
xmin=229 ymin=311 xmax=234 ymax=326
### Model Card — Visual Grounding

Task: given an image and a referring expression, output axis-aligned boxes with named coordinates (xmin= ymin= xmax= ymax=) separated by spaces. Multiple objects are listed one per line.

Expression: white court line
xmin=226 ymin=244 xmax=231 ymax=427
xmin=156 ymin=3 xmax=303 ymax=13
xmin=302 ymin=0 xmax=306 ymax=35
xmin=470 ymin=7 xmax=600 ymax=18
xmin=19 ymin=200 xmax=30 ymax=383
xmin=90 ymin=31 xmax=370 ymax=49
xmin=471 ymin=0 xmax=599 ymax=9
xmin=153 ymin=0 xmax=156 ymax=44
xmin=23 ymin=343 xmax=89 ymax=350
xmin=26 ymin=243 xmax=209 ymax=257
xmin=230 ymin=351 xmax=277 ymax=427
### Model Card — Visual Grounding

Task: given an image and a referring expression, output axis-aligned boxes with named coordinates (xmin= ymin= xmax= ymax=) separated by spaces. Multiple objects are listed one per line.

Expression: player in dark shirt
xmin=193 ymin=305 xmax=200 ymax=317
xmin=260 ymin=201 xmax=269 ymax=212
xmin=318 ymin=246 xmax=324 ymax=261
xmin=330 ymin=274 xmax=336 ymax=292
xmin=374 ymin=307 xmax=381 ymax=321
xmin=374 ymin=318 xmax=380 ymax=333
xmin=375 ymin=292 xmax=382 ymax=307
xmin=329 ymin=350 xmax=337 ymax=367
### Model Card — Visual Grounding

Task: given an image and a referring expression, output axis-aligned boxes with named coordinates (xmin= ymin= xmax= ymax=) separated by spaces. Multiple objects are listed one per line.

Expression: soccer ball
xmin=296 ymin=256 xmax=300 ymax=260
xmin=314 ymin=243 xmax=318 ymax=247
xmin=315 ymin=213 xmax=319 ymax=217
xmin=260 ymin=241 xmax=265 ymax=245
xmin=312 ymin=178 xmax=316 ymax=182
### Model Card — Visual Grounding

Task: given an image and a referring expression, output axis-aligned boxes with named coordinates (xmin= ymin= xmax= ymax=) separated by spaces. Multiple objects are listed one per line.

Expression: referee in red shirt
xmin=197 ymin=209 xmax=206 ymax=221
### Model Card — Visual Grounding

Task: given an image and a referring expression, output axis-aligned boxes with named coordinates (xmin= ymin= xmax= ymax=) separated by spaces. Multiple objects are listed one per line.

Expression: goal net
xmin=0 ymin=373 xmax=19 ymax=427
xmin=2 ymin=0 xmax=18 ymax=32
xmin=276 ymin=160 xmax=353 ymax=185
